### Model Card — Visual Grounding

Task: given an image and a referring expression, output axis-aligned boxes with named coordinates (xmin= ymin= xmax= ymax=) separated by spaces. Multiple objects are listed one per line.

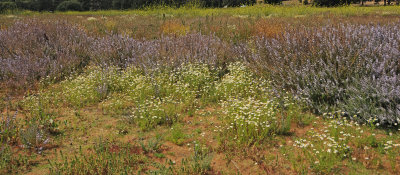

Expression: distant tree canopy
xmin=0 ymin=0 xmax=260 ymax=11
xmin=0 ymin=0 xmax=397 ymax=12
xmin=0 ymin=1 xmax=17 ymax=12
xmin=312 ymin=0 xmax=347 ymax=6
xmin=56 ymin=1 xmax=81 ymax=11
xmin=312 ymin=0 xmax=398 ymax=6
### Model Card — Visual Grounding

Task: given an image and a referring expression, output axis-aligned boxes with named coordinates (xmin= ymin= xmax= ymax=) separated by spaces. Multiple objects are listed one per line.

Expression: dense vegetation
xmin=0 ymin=0 xmax=399 ymax=12
xmin=0 ymin=0 xmax=259 ymax=12
xmin=1 ymin=4 xmax=400 ymax=175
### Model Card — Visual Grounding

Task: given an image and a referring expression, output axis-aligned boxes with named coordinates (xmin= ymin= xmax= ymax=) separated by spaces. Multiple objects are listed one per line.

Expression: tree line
xmin=309 ymin=0 xmax=400 ymax=6
xmin=0 ymin=0 xmax=260 ymax=12
xmin=0 ymin=0 xmax=399 ymax=13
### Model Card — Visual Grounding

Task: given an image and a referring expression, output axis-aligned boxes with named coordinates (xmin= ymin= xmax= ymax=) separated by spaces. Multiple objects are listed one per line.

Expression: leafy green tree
xmin=0 ymin=1 xmax=17 ymax=13
xmin=56 ymin=1 xmax=82 ymax=11
xmin=78 ymin=0 xmax=110 ymax=10
xmin=265 ymin=0 xmax=282 ymax=4
xmin=313 ymin=0 xmax=348 ymax=6
xmin=112 ymin=0 xmax=130 ymax=9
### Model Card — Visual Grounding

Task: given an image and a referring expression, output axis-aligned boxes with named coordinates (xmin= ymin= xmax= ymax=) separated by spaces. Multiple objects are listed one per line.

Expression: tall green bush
xmin=313 ymin=0 xmax=349 ymax=6
xmin=0 ymin=2 xmax=17 ymax=13
xmin=265 ymin=0 xmax=283 ymax=4
xmin=56 ymin=1 xmax=82 ymax=11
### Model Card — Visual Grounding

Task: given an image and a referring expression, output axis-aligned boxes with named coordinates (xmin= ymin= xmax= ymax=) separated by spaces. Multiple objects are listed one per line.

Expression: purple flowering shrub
xmin=0 ymin=19 xmax=92 ymax=89
xmin=1 ymin=19 xmax=399 ymax=126
xmin=89 ymin=33 xmax=234 ymax=69
xmin=244 ymin=23 xmax=400 ymax=126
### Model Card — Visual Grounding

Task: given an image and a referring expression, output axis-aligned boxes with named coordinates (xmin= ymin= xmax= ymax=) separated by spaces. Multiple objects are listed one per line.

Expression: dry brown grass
xmin=253 ymin=19 xmax=284 ymax=38
xmin=160 ymin=20 xmax=189 ymax=36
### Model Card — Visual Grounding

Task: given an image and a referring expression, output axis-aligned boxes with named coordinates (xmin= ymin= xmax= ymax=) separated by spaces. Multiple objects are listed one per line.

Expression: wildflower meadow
xmin=1 ymin=2 xmax=400 ymax=174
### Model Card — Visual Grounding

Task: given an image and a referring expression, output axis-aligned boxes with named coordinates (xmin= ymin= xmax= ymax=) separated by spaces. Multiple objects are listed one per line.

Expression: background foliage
xmin=2 ymin=0 xmax=396 ymax=12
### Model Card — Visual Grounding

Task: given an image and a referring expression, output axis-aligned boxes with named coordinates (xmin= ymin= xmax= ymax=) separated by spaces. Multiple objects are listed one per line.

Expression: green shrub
xmin=19 ymin=123 xmax=50 ymax=153
xmin=49 ymin=140 xmax=147 ymax=174
xmin=293 ymin=119 xmax=353 ymax=174
xmin=180 ymin=142 xmax=213 ymax=174
xmin=220 ymin=97 xmax=279 ymax=145
xmin=139 ymin=135 xmax=163 ymax=154
xmin=0 ymin=144 xmax=31 ymax=174
xmin=172 ymin=63 xmax=217 ymax=104
xmin=0 ymin=111 xmax=18 ymax=144
xmin=61 ymin=67 xmax=117 ymax=108
xmin=264 ymin=0 xmax=283 ymax=4
xmin=56 ymin=1 xmax=82 ymax=11
xmin=0 ymin=2 xmax=17 ymax=13
xmin=21 ymin=93 xmax=61 ymax=135
xmin=215 ymin=62 xmax=271 ymax=100
xmin=101 ymin=94 xmax=132 ymax=116
xmin=201 ymin=0 xmax=256 ymax=7
xmin=128 ymin=98 xmax=182 ymax=131
xmin=313 ymin=0 xmax=348 ymax=6
xmin=167 ymin=123 xmax=187 ymax=146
